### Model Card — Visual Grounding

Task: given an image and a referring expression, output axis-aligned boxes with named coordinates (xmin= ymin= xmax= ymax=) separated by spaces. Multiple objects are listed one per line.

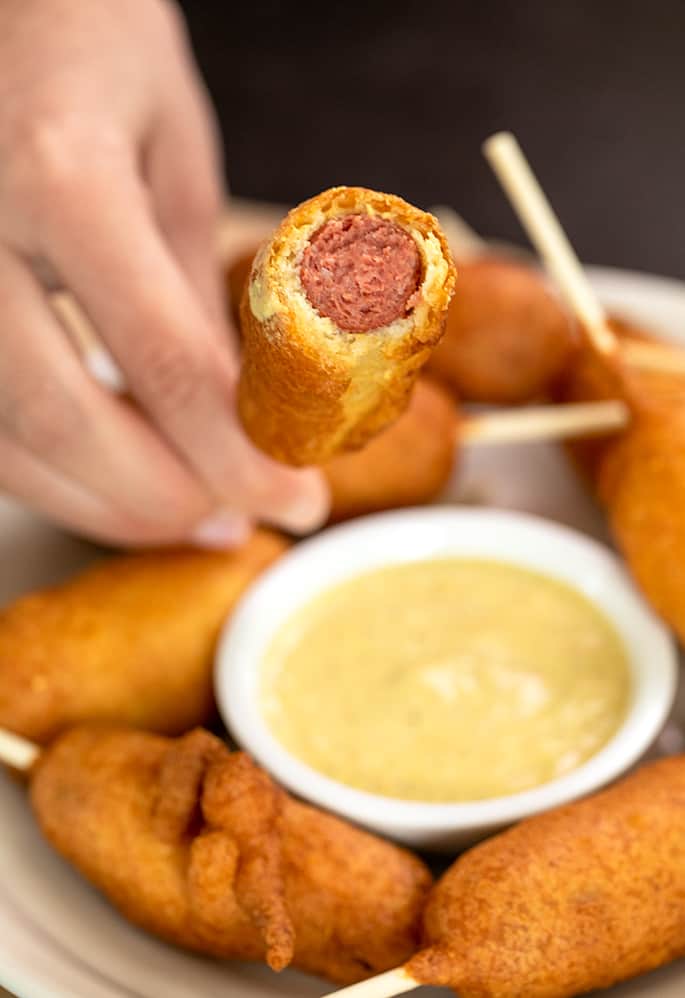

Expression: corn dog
xmin=228 ymin=252 xmax=459 ymax=521
xmin=0 ymin=530 xmax=287 ymax=743
xmin=406 ymin=754 xmax=685 ymax=997
xmin=553 ymin=319 xmax=685 ymax=647
xmin=237 ymin=187 xmax=456 ymax=465
xmin=426 ymin=256 xmax=578 ymax=404
xmin=598 ymin=406 xmax=685 ymax=648
xmin=31 ymin=725 xmax=432 ymax=984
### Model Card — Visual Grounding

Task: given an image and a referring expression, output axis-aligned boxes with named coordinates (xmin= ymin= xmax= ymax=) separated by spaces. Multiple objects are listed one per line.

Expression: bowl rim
xmin=215 ymin=506 xmax=678 ymax=833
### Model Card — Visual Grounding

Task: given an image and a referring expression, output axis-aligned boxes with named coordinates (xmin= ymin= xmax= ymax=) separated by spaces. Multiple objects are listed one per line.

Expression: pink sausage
xmin=300 ymin=214 xmax=421 ymax=332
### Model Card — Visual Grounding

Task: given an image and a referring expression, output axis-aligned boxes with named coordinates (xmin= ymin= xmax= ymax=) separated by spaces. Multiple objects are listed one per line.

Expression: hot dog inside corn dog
xmin=238 ymin=186 xmax=456 ymax=466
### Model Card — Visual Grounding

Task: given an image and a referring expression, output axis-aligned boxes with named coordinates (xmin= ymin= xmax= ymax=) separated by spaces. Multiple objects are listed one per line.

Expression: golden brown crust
xmin=408 ymin=755 xmax=685 ymax=997
xmin=555 ymin=317 xmax=685 ymax=493
xmin=224 ymin=240 xmax=460 ymax=524
xmin=281 ymin=795 xmax=431 ymax=982
xmin=426 ymin=256 xmax=578 ymax=404
xmin=598 ymin=407 xmax=685 ymax=645
xmin=553 ymin=320 xmax=635 ymax=490
xmin=553 ymin=320 xmax=685 ymax=645
xmin=31 ymin=725 xmax=432 ymax=984
xmin=237 ymin=187 xmax=456 ymax=465
xmin=323 ymin=378 xmax=459 ymax=522
xmin=0 ymin=530 xmax=288 ymax=742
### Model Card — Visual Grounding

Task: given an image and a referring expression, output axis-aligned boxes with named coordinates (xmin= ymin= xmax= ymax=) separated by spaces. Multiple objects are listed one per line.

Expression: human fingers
xmin=39 ymin=155 xmax=329 ymax=533
xmin=0 ymin=427 xmax=250 ymax=550
xmin=145 ymin=70 xmax=228 ymax=331
xmin=0 ymin=244 xmax=236 ymax=541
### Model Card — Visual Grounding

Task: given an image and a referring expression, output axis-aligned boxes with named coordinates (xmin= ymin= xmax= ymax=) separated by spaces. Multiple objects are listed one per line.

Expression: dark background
xmin=179 ymin=0 xmax=685 ymax=278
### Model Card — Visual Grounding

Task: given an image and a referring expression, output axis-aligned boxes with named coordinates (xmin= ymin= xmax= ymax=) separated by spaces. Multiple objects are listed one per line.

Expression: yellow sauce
xmin=261 ymin=559 xmax=632 ymax=802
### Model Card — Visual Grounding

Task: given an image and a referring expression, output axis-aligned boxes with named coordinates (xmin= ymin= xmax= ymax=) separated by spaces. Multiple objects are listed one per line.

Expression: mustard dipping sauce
xmin=261 ymin=559 xmax=632 ymax=802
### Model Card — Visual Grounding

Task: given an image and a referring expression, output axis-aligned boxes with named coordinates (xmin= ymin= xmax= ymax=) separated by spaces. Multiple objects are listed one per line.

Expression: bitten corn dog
xmin=227 ymin=251 xmax=459 ymax=520
xmin=237 ymin=187 xmax=456 ymax=466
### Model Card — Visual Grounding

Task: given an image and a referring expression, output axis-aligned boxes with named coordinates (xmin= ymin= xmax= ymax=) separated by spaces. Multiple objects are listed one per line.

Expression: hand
xmin=0 ymin=0 xmax=328 ymax=548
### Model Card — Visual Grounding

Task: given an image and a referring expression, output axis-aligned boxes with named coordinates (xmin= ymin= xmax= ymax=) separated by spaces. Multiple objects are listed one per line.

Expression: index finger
xmin=38 ymin=154 xmax=329 ymax=533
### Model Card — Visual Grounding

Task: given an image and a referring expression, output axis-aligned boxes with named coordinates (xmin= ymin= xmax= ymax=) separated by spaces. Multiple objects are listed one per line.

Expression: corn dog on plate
xmin=2 ymin=235 xmax=685 ymax=998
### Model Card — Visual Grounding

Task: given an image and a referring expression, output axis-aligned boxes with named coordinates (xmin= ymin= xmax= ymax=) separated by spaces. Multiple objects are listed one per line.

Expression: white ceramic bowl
xmin=216 ymin=507 xmax=677 ymax=851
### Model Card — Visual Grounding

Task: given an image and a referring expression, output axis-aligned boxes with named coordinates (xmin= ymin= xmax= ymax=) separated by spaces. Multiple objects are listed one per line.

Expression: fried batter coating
xmin=31 ymin=726 xmax=432 ymax=984
xmin=234 ymin=249 xmax=461 ymax=524
xmin=559 ymin=316 xmax=685 ymax=405
xmin=228 ymin=247 xmax=459 ymax=522
xmin=407 ymin=755 xmax=685 ymax=997
xmin=602 ymin=317 xmax=685 ymax=404
xmin=426 ymin=257 xmax=578 ymax=404
xmin=237 ymin=187 xmax=455 ymax=466
xmin=598 ymin=407 xmax=685 ymax=645
xmin=324 ymin=379 xmax=458 ymax=522
xmin=555 ymin=317 xmax=685 ymax=489
xmin=553 ymin=320 xmax=634 ymax=489
xmin=553 ymin=319 xmax=685 ymax=643
xmin=227 ymin=248 xmax=256 ymax=328
xmin=0 ymin=530 xmax=288 ymax=743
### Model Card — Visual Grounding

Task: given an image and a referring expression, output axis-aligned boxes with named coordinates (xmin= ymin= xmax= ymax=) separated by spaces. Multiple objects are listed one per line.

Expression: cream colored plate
xmin=1 ymin=263 xmax=685 ymax=997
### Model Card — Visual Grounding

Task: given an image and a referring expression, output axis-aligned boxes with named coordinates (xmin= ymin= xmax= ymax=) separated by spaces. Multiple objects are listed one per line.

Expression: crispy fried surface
xmin=553 ymin=320 xmax=634 ymax=489
xmin=408 ymin=755 xmax=685 ymax=998
xmin=237 ymin=187 xmax=456 ymax=465
xmin=0 ymin=530 xmax=288 ymax=743
xmin=558 ymin=316 xmax=685 ymax=404
xmin=599 ymin=407 xmax=685 ymax=644
xmin=228 ymin=248 xmax=459 ymax=521
xmin=324 ymin=378 xmax=458 ymax=522
xmin=426 ymin=257 xmax=578 ymax=404
xmin=555 ymin=317 xmax=685 ymax=489
xmin=553 ymin=319 xmax=685 ymax=642
xmin=31 ymin=726 xmax=432 ymax=984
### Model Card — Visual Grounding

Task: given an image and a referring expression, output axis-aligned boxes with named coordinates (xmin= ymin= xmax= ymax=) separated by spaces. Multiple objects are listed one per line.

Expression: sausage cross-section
xmin=237 ymin=186 xmax=456 ymax=466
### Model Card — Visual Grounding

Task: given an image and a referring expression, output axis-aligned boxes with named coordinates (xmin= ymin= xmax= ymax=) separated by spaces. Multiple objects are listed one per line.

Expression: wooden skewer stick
xmin=49 ymin=207 xmax=244 ymax=393
xmin=483 ymin=132 xmax=685 ymax=373
xmin=319 ymin=967 xmax=420 ymax=998
xmin=0 ymin=729 xmax=41 ymax=771
xmin=483 ymin=132 xmax=616 ymax=356
xmin=482 ymin=132 xmax=685 ymax=375
xmin=460 ymin=399 xmax=629 ymax=446
xmin=51 ymin=292 xmax=127 ymax=394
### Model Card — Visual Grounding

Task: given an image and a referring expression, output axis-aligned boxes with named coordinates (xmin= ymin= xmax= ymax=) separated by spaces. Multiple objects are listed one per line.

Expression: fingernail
xmin=277 ymin=478 xmax=331 ymax=535
xmin=190 ymin=511 xmax=252 ymax=549
xmin=85 ymin=346 xmax=127 ymax=394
